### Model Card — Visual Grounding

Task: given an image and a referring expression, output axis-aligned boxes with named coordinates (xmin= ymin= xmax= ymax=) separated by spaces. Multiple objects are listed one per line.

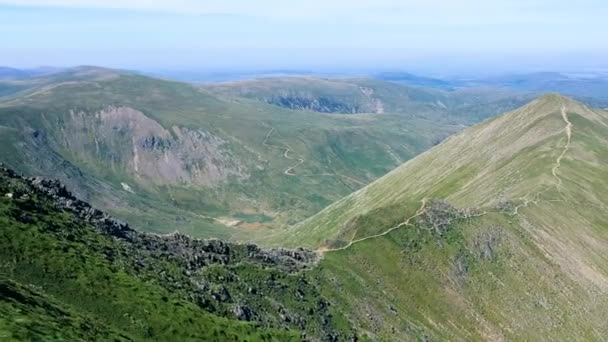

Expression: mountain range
xmin=0 ymin=67 xmax=532 ymax=242
xmin=1 ymin=66 xmax=608 ymax=340
xmin=273 ymin=94 xmax=608 ymax=339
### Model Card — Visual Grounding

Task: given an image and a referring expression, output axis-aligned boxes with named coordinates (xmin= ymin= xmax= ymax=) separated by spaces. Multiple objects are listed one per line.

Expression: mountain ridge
xmin=0 ymin=67 xmax=501 ymax=241
xmin=288 ymin=94 xmax=608 ymax=339
xmin=3 ymin=86 xmax=608 ymax=339
xmin=317 ymin=94 xmax=577 ymax=253
xmin=273 ymin=94 xmax=608 ymax=248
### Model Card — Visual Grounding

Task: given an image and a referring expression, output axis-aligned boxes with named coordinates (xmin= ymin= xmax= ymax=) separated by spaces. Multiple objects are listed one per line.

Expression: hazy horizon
xmin=1 ymin=1 xmax=607 ymax=75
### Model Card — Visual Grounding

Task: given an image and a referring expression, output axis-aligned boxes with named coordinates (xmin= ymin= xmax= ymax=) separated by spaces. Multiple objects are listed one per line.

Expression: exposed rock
xmin=417 ymin=199 xmax=484 ymax=236
xmin=417 ymin=200 xmax=462 ymax=235
xmin=3 ymin=165 xmax=317 ymax=274
xmin=451 ymin=252 xmax=470 ymax=286
xmin=495 ymin=198 xmax=516 ymax=214
xmin=55 ymin=106 xmax=247 ymax=187
xmin=266 ymin=96 xmax=363 ymax=114
xmin=472 ymin=226 xmax=503 ymax=260
xmin=0 ymin=165 xmax=346 ymax=341
xmin=232 ymin=304 xmax=254 ymax=321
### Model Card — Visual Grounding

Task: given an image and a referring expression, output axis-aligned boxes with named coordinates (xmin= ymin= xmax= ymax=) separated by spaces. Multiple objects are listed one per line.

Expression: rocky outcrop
xmin=267 ymin=96 xmax=364 ymax=114
xmin=0 ymin=165 xmax=350 ymax=340
xmin=264 ymin=94 xmax=385 ymax=114
xmin=3 ymin=165 xmax=317 ymax=273
xmin=416 ymin=199 xmax=484 ymax=236
xmin=55 ymin=106 xmax=246 ymax=186
xmin=471 ymin=226 xmax=503 ymax=260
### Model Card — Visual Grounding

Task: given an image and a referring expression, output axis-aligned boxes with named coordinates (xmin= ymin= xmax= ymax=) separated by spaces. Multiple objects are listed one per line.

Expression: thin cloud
xmin=2 ymin=0 xmax=605 ymax=23
xmin=0 ymin=0 xmax=401 ymax=16
xmin=0 ymin=0 xmax=560 ymax=17
xmin=1 ymin=0 xmax=606 ymax=70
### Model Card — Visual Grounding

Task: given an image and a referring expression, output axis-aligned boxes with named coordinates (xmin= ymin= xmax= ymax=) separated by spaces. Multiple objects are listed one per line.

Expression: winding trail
xmin=551 ymin=105 xmax=573 ymax=191
xmin=262 ymin=125 xmax=365 ymax=185
xmin=262 ymin=127 xmax=304 ymax=176
xmin=497 ymin=104 xmax=574 ymax=216
xmin=318 ymin=198 xmax=428 ymax=254
xmin=320 ymin=103 xmax=577 ymax=254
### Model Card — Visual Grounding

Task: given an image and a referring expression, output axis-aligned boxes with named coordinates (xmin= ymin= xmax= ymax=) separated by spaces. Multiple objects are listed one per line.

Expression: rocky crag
xmin=0 ymin=164 xmax=354 ymax=341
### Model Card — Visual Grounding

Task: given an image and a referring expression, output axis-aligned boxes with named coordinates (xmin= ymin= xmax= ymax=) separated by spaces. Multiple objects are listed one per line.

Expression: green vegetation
xmin=286 ymin=95 xmax=608 ymax=339
xmin=0 ymin=167 xmax=353 ymax=341
xmin=203 ymin=76 xmax=531 ymax=121
xmin=4 ymin=67 xmax=608 ymax=340
xmin=0 ymin=67 xmax=474 ymax=241
xmin=0 ymin=279 xmax=132 ymax=341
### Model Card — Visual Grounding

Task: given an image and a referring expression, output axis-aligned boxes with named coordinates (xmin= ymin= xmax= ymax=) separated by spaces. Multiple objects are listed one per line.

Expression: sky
xmin=1 ymin=0 xmax=607 ymax=74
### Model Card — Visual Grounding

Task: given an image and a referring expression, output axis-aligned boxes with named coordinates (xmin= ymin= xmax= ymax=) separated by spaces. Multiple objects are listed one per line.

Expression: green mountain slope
xmin=203 ymin=77 xmax=531 ymax=121
xmin=270 ymin=95 xmax=608 ymax=340
xmin=0 ymin=279 xmax=132 ymax=341
xmin=203 ymin=77 xmax=445 ymax=114
xmin=284 ymin=94 xmax=608 ymax=247
xmin=0 ymin=67 xmax=464 ymax=240
xmin=4 ymin=92 xmax=608 ymax=340
xmin=0 ymin=166 xmax=354 ymax=341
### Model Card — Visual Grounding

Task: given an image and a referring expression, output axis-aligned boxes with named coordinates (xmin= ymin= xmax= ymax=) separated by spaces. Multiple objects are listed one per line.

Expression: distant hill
xmin=267 ymin=95 xmax=608 ymax=339
xmin=203 ymin=77 xmax=444 ymax=114
xmin=0 ymin=66 xmax=63 ymax=79
xmin=203 ymin=76 xmax=531 ymax=120
xmin=0 ymin=67 xmax=27 ymax=79
xmin=0 ymin=67 xmax=481 ymax=240
xmin=450 ymin=72 xmax=608 ymax=104
xmin=373 ymin=71 xmax=452 ymax=88
xmin=7 ymin=93 xmax=607 ymax=340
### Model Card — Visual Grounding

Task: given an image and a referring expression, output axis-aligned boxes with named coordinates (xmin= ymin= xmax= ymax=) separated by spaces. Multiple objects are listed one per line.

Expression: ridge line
xmin=320 ymin=102 xmax=577 ymax=254
xmin=319 ymin=198 xmax=428 ymax=254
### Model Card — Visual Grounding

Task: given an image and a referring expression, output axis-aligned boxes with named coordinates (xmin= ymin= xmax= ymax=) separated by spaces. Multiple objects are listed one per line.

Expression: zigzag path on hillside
xmin=160 ymin=124 xmax=369 ymax=229
xmin=262 ymin=127 xmax=304 ymax=176
xmin=552 ymin=105 xmax=573 ymax=190
xmin=320 ymin=102 xmax=578 ymax=255
xmin=513 ymin=104 xmax=573 ymax=213
xmin=262 ymin=125 xmax=366 ymax=186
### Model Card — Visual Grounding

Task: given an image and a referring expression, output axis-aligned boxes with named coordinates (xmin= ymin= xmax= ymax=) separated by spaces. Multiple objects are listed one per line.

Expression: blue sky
xmin=1 ymin=0 xmax=607 ymax=74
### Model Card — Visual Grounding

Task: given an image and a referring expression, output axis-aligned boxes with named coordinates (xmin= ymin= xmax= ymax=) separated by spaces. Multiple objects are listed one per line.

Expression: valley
xmin=2 ymin=67 xmax=608 ymax=341
xmin=276 ymin=95 xmax=608 ymax=339
xmin=0 ymin=67 xmax=524 ymax=242
xmin=3 ymin=1 xmax=608 ymax=340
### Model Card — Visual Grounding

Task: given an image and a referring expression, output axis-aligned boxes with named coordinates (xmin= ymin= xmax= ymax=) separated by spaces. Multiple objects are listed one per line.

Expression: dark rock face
xmin=232 ymin=304 xmax=253 ymax=321
xmin=417 ymin=200 xmax=463 ymax=235
xmin=28 ymin=176 xmax=140 ymax=241
xmin=472 ymin=226 xmax=503 ymax=260
xmin=0 ymin=165 xmax=351 ymax=341
xmin=417 ymin=199 xmax=485 ymax=236
xmin=139 ymin=135 xmax=172 ymax=151
xmin=4 ymin=165 xmax=318 ymax=274
xmin=267 ymin=96 xmax=362 ymax=114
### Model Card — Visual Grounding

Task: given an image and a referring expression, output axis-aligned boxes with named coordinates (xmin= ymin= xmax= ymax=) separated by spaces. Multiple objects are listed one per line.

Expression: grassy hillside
xmin=203 ymin=77 xmax=443 ymax=114
xmin=0 ymin=67 xmax=468 ymax=240
xmin=270 ymin=95 xmax=608 ymax=339
xmin=281 ymin=94 xmax=606 ymax=246
xmin=203 ymin=76 xmax=531 ymax=121
xmin=4 ymin=89 xmax=608 ymax=340
xmin=0 ymin=166 xmax=354 ymax=341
